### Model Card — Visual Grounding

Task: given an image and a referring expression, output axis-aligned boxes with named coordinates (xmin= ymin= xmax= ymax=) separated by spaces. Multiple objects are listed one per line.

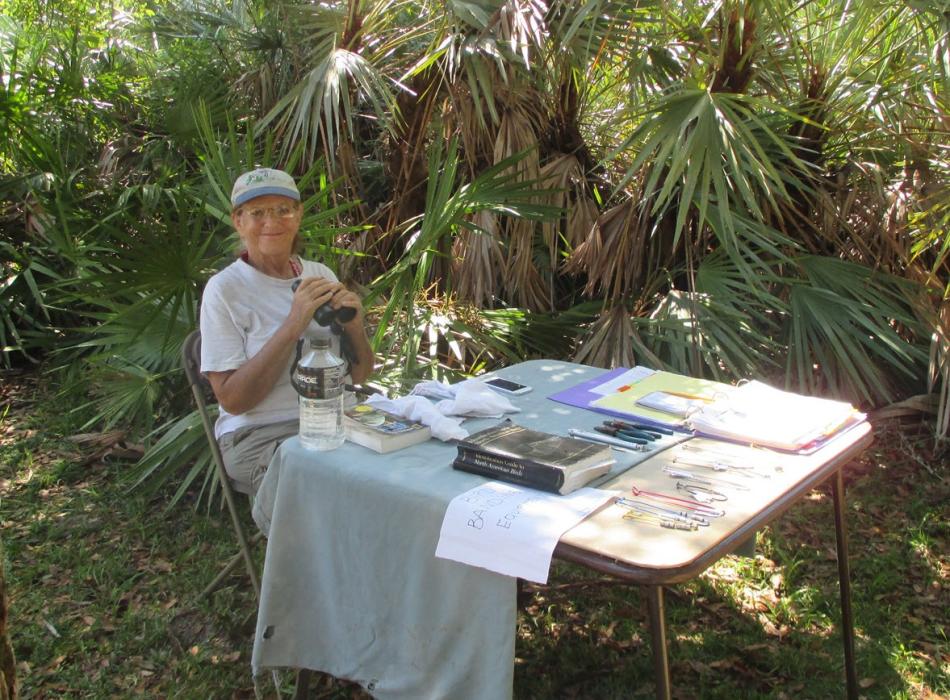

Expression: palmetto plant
xmin=1 ymin=0 xmax=946 ymax=506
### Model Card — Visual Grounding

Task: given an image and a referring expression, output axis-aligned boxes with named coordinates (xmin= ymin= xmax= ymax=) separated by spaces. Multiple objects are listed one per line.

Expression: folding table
xmin=251 ymin=360 xmax=871 ymax=699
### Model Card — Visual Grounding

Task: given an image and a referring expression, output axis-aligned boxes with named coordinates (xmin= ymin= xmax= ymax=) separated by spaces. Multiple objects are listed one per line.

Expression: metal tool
xmin=676 ymin=481 xmax=728 ymax=502
xmin=673 ymin=456 xmax=770 ymax=479
xmin=622 ymin=509 xmax=698 ymax=531
xmin=629 ymin=486 xmax=725 ymax=518
xmin=616 ymin=497 xmax=710 ymax=526
xmin=568 ymin=429 xmax=647 ymax=452
xmin=663 ymin=466 xmax=750 ymax=491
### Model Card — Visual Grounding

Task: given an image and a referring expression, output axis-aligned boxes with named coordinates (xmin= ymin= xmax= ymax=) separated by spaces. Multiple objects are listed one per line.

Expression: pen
xmin=569 ymin=429 xmax=648 ymax=451
xmin=607 ymin=420 xmax=675 ymax=436
xmin=567 ymin=431 xmax=642 ymax=453
xmin=600 ymin=424 xmax=659 ymax=441
xmin=665 ymin=392 xmax=712 ymax=402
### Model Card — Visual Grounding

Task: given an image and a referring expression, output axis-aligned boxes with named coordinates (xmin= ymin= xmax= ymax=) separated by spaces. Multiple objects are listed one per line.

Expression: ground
xmin=0 ymin=369 xmax=947 ymax=699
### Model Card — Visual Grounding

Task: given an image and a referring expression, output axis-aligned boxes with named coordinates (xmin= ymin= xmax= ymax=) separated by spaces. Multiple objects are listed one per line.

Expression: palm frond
xmin=260 ymin=47 xmax=398 ymax=167
xmin=572 ymin=305 xmax=636 ymax=368
xmin=786 ymin=255 xmax=928 ymax=404
xmin=126 ymin=409 xmax=220 ymax=509
xmin=615 ymin=87 xmax=811 ymax=251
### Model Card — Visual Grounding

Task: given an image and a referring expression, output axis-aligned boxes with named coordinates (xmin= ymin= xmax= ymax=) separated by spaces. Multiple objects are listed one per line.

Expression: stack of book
xmin=343 ymin=404 xmax=432 ymax=453
xmin=453 ymin=422 xmax=615 ymax=495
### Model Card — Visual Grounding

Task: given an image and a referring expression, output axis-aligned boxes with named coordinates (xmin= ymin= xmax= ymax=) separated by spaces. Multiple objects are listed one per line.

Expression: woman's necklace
xmin=241 ymin=251 xmax=302 ymax=279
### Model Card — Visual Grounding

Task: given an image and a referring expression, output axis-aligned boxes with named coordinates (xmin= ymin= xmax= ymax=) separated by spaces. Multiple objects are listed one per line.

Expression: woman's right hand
xmin=287 ymin=277 xmax=339 ymax=334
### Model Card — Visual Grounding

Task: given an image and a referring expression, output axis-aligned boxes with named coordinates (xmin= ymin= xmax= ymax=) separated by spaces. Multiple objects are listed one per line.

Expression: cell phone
xmin=482 ymin=377 xmax=532 ymax=395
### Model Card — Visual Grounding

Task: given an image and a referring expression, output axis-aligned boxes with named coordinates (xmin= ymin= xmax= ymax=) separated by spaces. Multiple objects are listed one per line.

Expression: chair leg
xmin=199 ymin=532 xmax=265 ymax=600
xmin=199 ymin=550 xmax=245 ymax=599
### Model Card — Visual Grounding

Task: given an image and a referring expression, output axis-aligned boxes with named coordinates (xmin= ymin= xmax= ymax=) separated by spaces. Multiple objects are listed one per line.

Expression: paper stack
xmin=686 ymin=381 xmax=864 ymax=451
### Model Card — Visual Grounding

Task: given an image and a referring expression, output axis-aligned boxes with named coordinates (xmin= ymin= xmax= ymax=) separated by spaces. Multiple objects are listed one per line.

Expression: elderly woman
xmin=200 ymin=168 xmax=375 ymax=497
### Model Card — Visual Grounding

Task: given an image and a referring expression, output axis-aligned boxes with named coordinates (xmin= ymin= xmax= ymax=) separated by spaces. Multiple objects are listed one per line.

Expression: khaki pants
xmin=217 ymin=419 xmax=299 ymax=497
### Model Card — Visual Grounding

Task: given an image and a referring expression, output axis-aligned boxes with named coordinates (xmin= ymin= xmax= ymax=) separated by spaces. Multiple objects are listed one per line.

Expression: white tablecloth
xmin=251 ymin=360 xmax=674 ymax=698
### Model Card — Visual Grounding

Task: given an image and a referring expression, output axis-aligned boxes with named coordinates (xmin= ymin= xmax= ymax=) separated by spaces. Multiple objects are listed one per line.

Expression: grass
xmin=1 ymin=369 xmax=947 ymax=699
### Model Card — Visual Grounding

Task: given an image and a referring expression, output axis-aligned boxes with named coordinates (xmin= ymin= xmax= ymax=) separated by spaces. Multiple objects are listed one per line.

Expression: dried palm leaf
xmin=572 ymin=305 xmax=636 ymax=369
xmin=870 ymin=394 xmax=939 ymax=421
xmin=539 ymin=153 xmax=598 ymax=265
xmin=453 ymin=211 xmax=505 ymax=307
xmin=445 ymin=80 xmax=496 ymax=172
xmin=496 ymin=0 xmax=548 ymax=68
xmin=929 ymin=303 xmax=950 ymax=439
xmin=493 ymin=105 xmax=541 ymax=180
xmin=539 ymin=154 xmax=578 ymax=235
xmin=490 ymin=104 xmax=551 ymax=310
xmin=564 ymin=198 xmax=653 ymax=300
xmin=566 ymin=195 xmax=600 ymax=250
xmin=504 ymin=216 xmax=550 ymax=310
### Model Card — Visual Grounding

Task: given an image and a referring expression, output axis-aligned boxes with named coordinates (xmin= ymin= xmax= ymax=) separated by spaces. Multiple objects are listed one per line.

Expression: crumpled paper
xmin=364 ymin=394 xmax=468 ymax=441
xmin=367 ymin=378 xmax=520 ymax=441
xmin=434 ymin=380 xmax=520 ymax=418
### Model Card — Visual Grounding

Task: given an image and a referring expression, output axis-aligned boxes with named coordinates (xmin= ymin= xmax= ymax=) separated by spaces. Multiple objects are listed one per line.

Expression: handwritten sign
xmin=434 ymin=482 xmax=612 ymax=583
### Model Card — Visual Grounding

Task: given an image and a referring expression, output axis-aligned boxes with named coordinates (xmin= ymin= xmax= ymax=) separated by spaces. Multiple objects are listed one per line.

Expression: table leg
xmin=832 ymin=469 xmax=858 ymax=700
xmin=293 ymin=668 xmax=311 ymax=700
xmin=646 ymin=585 xmax=672 ymax=700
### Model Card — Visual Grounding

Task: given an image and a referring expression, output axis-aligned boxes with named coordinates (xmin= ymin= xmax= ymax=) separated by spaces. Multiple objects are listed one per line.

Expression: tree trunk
xmin=0 ymin=551 xmax=15 ymax=700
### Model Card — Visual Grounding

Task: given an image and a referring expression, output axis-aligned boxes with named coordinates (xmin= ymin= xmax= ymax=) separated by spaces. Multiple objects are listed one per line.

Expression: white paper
xmin=435 ymin=482 xmax=612 ymax=583
xmin=687 ymin=380 xmax=862 ymax=450
xmin=590 ymin=366 xmax=655 ymax=396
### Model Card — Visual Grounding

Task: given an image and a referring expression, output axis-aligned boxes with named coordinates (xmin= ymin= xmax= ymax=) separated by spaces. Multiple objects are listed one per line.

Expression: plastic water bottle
xmin=292 ymin=337 xmax=345 ymax=451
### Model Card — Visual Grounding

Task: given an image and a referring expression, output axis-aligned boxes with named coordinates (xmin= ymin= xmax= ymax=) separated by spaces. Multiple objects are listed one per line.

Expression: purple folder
xmin=546 ymin=367 xmax=690 ymax=432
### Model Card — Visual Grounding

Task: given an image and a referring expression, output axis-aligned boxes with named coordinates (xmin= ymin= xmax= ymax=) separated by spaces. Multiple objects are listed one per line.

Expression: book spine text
xmin=453 ymin=449 xmax=564 ymax=492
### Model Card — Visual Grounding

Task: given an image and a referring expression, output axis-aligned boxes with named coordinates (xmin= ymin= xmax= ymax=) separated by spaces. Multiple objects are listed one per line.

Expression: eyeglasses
xmin=239 ymin=204 xmax=299 ymax=222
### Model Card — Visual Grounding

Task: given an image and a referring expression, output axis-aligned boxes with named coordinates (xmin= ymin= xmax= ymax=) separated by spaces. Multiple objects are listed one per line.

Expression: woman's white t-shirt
xmin=199 ymin=257 xmax=342 ymax=439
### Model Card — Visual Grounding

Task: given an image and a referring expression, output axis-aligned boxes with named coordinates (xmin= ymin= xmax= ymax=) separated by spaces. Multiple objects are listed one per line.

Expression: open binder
xmin=548 ymin=367 xmax=866 ymax=453
xmin=686 ymin=380 xmax=865 ymax=451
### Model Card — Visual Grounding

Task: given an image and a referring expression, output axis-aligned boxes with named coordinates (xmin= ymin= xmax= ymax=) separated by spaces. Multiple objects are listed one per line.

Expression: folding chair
xmin=182 ymin=330 xmax=262 ymax=601
xmin=185 ymin=330 xmax=327 ymax=698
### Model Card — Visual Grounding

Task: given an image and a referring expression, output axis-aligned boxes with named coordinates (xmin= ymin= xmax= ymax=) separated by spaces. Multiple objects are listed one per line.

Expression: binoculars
xmin=291 ymin=278 xmax=357 ymax=330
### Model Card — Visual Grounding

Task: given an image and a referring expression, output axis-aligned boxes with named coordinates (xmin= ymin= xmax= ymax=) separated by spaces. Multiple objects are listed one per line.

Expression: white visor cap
xmin=231 ymin=168 xmax=300 ymax=208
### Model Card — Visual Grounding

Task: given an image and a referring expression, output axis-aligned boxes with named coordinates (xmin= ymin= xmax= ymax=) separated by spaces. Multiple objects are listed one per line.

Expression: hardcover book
xmin=453 ymin=421 xmax=615 ymax=495
xmin=343 ymin=404 xmax=432 ymax=454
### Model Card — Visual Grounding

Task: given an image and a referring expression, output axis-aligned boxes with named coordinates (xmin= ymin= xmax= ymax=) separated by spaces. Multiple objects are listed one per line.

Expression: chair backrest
xmin=182 ymin=331 xmax=226 ymax=466
xmin=182 ymin=329 xmax=205 ymax=395
xmin=181 ymin=329 xmax=261 ymax=599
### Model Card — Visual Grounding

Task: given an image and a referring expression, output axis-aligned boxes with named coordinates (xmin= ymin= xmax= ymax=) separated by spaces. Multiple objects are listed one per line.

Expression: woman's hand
xmin=328 ymin=286 xmax=365 ymax=326
xmin=293 ymin=276 xmax=366 ymax=327
xmin=295 ymin=277 xmax=374 ymax=383
xmin=287 ymin=276 xmax=340 ymax=333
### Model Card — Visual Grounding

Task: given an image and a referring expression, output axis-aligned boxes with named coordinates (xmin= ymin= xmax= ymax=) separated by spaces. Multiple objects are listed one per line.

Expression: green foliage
xmin=786 ymin=256 xmax=928 ymax=404
xmin=369 ymin=137 xmax=560 ymax=382
xmin=0 ymin=0 xmax=946 ymax=500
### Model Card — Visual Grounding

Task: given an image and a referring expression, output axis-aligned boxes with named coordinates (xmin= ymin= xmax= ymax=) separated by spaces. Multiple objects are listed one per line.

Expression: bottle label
xmin=293 ymin=364 xmax=345 ymax=399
